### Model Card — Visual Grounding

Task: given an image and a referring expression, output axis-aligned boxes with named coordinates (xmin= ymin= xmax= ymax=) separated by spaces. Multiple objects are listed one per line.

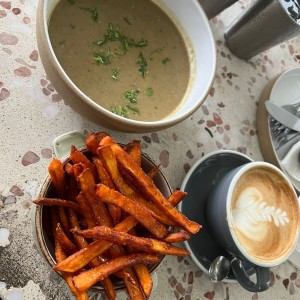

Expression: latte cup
xmin=206 ymin=161 xmax=300 ymax=292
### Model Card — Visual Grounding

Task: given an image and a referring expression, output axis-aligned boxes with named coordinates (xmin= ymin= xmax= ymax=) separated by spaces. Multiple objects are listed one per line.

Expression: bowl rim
xmin=38 ymin=0 xmax=217 ymax=129
xmin=35 ymin=146 xmax=172 ymax=292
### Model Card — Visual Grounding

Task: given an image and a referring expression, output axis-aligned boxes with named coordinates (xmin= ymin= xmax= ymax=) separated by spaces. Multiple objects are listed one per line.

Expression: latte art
xmin=232 ymin=187 xmax=289 ymax=242
xmin=230 ymin=167 xmax=299 ymax=264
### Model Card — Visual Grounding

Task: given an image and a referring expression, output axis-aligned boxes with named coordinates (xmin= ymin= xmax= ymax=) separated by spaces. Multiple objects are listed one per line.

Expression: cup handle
xmin=230 ymin=257 xmax=271 ymax=292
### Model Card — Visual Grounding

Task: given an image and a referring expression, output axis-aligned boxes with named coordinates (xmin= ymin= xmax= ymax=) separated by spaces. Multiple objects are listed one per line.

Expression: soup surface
xmin=49 ymin=0 xmax=190 ymax=121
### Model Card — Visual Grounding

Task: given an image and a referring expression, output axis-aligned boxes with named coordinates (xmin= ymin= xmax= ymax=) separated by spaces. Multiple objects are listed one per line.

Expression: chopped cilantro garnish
xmin=123 ymin=90 xmax=140 ymax=103
xmin=127 ymin=105 xmax=140 ymax=114
xmin=137 ymin=52 xmax=148 ymax=78
xmin=92 ymin=49 xmax=113 ymax=65
xmin=111 ymin=68 xmax=120 ymax=80
xmin=146 ymin=87 xmax=153 ymax=96
xmin=68 ymin=0 xmax=76 ymax=4
xmin=95 ymin=23 xmax=147 ymax=53
xmin=162 ymin=57 xmax=170 ymax=65
xmin=111 ymin=105 xmax=129 ymax=118
xmin=124 ymin=17 xmax=132 ymax=25
xmin=79 ymin=7 xmax=99 ymax=22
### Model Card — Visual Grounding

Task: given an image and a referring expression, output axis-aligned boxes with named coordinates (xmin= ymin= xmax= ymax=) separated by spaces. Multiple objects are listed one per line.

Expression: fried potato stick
xmin=100 ymin=136 xmax=201 ymax=234
xmin=55 ymin=223 xmax=77 ymax=255
xmin=73 ymin=226 xmax=189 ymax=256
xmin=77 ymin=167 xmax=113 ymax=228
xmin=163 ymin=231 xmax=191 ymax=243
xmin=123 ymin=140 xmax=142 ymax=166
xmin=54 ymin=216 xmax=138 ymax=273
xmin=85 ymin=132 xmax=109 ymax=156
xmin=33 ymin=198 xmax=80 ymax=211
xmin=126 ymin=228 xmax=152 ymax=298
xmin=97 ymin=145 xmax=174 ymax=226
xmin=68 ymin=208 xmax=116 ymax=300
xmin=94 ymin=158 xmax=121 ymax=226
xmin=48 ymin=158 xmax=67 ymax=198
xmin=167 ymin=190 xmax=187 ymax=207
xmin=55 ymin=239 xmax=89 ymax=300
xmin=73 ymin=253 xmax=160 ymax=292
xmin=116 ymin=267 xmax=146 ymax=300
xmin=96 ymin=184 xmax=168 ymax=239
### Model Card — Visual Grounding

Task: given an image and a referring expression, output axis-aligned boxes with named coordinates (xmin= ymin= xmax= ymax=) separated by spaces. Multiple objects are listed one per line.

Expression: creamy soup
xmin=49 ymin=0 xmax=190 ymax=121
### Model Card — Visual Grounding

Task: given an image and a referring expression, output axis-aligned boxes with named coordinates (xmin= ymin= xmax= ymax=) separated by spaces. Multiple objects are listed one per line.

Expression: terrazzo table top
xmin=1 ymin=0 xmax=300 ymax=299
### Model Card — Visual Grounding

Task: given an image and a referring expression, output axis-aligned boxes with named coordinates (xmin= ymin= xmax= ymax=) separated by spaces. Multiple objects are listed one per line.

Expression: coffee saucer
xmin=179 ymin=150 xmax=254 ymax=281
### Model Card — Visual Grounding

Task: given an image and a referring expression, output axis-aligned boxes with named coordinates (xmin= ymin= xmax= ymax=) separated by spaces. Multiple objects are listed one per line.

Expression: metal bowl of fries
xmin=34 ymin=132 xmax=199 ymax=299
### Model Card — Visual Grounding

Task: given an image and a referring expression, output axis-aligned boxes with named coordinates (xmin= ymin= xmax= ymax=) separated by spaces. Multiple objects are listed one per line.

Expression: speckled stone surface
xmin=1 ymin=0 xmax=300 ymax=299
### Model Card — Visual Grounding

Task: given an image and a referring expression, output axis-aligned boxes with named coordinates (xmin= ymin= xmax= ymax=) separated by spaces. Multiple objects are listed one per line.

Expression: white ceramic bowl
xmin=36 ymin=0 xmax=216 ymax=133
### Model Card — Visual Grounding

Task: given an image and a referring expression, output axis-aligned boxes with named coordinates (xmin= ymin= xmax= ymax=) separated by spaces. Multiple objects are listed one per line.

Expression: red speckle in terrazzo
xmin=206 ymin=120 xmax=216 ymax=128
xmin=42 ymin=87 xmax=51 ymax=96
xmin=29 ymin=50 xmax=38 ymax=61
xmin=289 ymin=282 xmax=295 ymax=295
xmin=290 ymin=272 xmax=297 ymax=281
xmin=172 ymin=133 xmax=178 ymax=141
xmin=41 ymin=148 xmax=52 ymax=158
xmin=237 ymin=146 xmax=246 ymax=154
xmin=223 ymin=134 xmax=230 ymax=144
xmin=186 ymin=150 xmax=194 ymax=159
xmin=21 ymin=151 xmax=40 ymax=166
xmin=216 ymin=141 xmax=223 ymax=149
xmin=209 ymin=87 xmax=215 ymax=97
xmin=0 ymin=1 xmax=11 ymax=9
xmin=184 ymin=163 xmax=190 ymax=174
xmin=14 ymin=66 xmax=31 ymax=77
xmin=41 ymin=79 xmax=47 ymax=86
xmin=0 ymin=87 xmax=9 ymax=100
xmin=12 ymin=7 xmax=21 ymax=15
xmin=10 ymin=185 xmax=24 ymax=196
xmin=0 ymin=9 xmax=6 ymax=17
xmin=142 ymin=136 xmax=151 ymax=143
xmin=47 ymin=83 xmax=54 ymax=92
xmin=150 ymin=132 xmax=159 ymax=143
xmin=289 ymin=44 xmax=294 ymax=55
xmin=252 ymin=293 xmax=258 ymax=300
xmin=0 ymin=32 xmax=18 ymax=45
xmin=168 ymin=276 xmax=178 ymax=288
xmin=283 ymin=278 xmax=289 ymax=290
xmin=195 ymin=270 xmax=203 ymax=278
xmin=174 ymin=290 xmax=180 ymax=299
xmin=187 ymin=271 xmax=193 ymax=285
xmin=217 ymin=126 xmax=224 ymax=134
xmin=213 ymin=112 xmax=222 ymax=125
xmin=52 ymin=94 xmax=63 ymax=102
xmin=2 ymin=47 xmax=12 ymax=54
xmin=159 ymin=150 xmax=169 ymax=167
xmin=204 ymin=291 xmax=215 ymax=299
xmin=176 ymin=283 xmax=185 ymax=296
xmin=224 ymin=124 xmax=230 ymax=131
xmin=201 ymin=105 xmax=209 ymax=115
xmin=294 ymin=278 xmax=300 ymax=287
xmin=270 ymin=271 xmax=275 ymax=287
xmin=23 ymin=16 xmax=31 ymax=24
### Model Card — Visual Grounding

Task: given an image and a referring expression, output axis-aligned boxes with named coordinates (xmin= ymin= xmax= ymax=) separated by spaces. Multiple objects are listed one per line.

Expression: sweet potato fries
xmin=34 ymin=132 xmax=201 ymax=299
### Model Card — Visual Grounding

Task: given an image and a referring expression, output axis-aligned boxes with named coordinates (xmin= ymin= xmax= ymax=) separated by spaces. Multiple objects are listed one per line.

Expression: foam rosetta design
xmin=232 ymin=187 xmax=289 ymax=241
